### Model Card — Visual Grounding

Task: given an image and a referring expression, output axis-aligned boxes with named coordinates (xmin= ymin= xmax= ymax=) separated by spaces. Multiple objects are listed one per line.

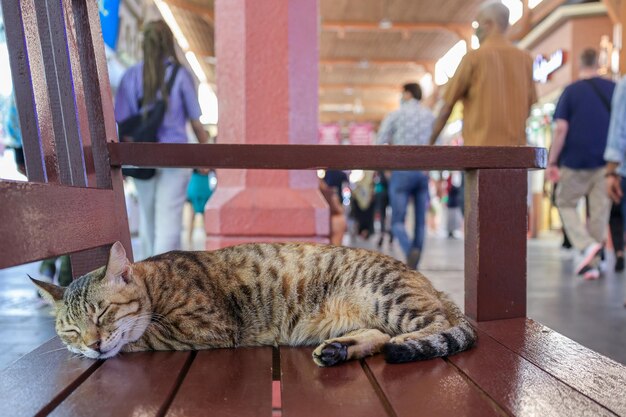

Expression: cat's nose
xmin=87 ymin=340 xmax=101 ymax=353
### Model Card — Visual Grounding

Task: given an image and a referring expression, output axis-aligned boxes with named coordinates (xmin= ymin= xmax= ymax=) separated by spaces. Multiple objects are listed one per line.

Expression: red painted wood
xmin=478 ymin=318 xmax=626 ymax=416
xmin=0 ymin=181 xmax=122 ymax=269
xmin=42 ymin=0 xmax=90 ymax=187
xmin=448 ymin=326 xmax=616 ymax=417
xmin=165 ymin=348 xmax=272 ymax=417
xmin=1 ymin=0 xmax=48 ymax=182
xmin=0 ymin=338 xmax=101 ymax=417
xmin=71 ymin=0 xmax=116 ymax=189
xmin=364 ymin=355 xmax=502 ymax=417
xmin=49 ymin=352 xmax=192 ymax=417
xmin=67 ymin=0 xmax=133 ymax=267
xmin=108 ymin=143 xmax=547 ymax=171
xmin=280 ymin=347 xmax=390 ymax=417
xmin=465 ymin=169 xmax=527 ymax=321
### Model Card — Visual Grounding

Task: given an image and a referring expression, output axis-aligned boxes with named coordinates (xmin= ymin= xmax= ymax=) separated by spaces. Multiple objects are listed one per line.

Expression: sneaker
xmin=583 ymin=267 xmax=600 ymax=281
xmin=406 ymin=248 xmax=421 ymax=270
xmin=575 ymin=243 xmax=603 ymax=275
xmin=616 ymin=256 xmax=624 ymax=273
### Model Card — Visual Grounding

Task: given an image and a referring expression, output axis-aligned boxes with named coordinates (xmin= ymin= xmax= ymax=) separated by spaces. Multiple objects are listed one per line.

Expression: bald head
xmin=476 ymin=1 xmax=510 ymax=42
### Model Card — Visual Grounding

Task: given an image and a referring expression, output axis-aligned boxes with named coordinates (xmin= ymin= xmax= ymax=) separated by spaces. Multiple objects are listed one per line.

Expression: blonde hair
xmin=142 ymin=21 xmax=179 ymax=108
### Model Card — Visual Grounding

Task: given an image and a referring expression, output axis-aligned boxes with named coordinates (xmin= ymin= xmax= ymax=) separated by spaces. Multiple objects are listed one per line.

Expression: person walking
xmin=377 ymin=83 xmax=434 ymax=269
xmin=547 ymin=49 xmax=615 ymax=279
xmin=429 ymin=1 xmax=536 ymax=146
xmin=115 ymin=21 xmax=209 ymax=259
xmin=605 ymin=76 xmax=626 ymax=274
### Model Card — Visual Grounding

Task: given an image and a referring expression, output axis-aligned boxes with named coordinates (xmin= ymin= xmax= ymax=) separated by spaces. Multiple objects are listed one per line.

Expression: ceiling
xmin=166 ymin=0 xmax=487 ymax=124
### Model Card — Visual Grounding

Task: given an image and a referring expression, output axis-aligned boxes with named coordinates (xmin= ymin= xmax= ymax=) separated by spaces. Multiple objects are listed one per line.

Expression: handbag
xmin=119 ymin=64 xmax=180 ymax=180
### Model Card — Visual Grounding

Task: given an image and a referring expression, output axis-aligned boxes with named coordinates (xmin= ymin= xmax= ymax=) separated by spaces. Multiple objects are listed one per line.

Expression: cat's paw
xmin=312 ymin=341 xmax=348 ymax=367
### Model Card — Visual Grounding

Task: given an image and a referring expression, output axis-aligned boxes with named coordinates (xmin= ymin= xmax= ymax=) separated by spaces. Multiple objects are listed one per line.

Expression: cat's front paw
xmin=312 ymin=341 xmax=348 ymax=367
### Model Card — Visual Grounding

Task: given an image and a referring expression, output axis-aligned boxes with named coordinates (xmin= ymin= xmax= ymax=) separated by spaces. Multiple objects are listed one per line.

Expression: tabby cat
xmin=32 ymin=241 xmax=476 ymax=366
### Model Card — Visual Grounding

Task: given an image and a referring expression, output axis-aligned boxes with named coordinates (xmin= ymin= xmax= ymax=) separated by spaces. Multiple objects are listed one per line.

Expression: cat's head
xmin=31 ymin=242 xmax=151 ymax=359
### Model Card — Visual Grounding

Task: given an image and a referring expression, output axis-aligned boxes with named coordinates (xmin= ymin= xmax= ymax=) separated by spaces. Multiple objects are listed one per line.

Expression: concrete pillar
xmin=206 ymin=0 xmax=329 ymax=249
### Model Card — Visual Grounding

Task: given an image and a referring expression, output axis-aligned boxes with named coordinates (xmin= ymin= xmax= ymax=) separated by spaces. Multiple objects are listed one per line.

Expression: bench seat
xmin=2 ymin=318 xmax=624 ymax=417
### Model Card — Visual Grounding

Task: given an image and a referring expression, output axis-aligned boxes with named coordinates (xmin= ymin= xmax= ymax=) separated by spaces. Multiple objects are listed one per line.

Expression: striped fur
xmin=32 ymin=241 xmax=477 ymax=365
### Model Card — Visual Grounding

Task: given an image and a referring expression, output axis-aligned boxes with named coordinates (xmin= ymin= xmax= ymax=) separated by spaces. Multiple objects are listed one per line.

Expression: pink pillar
xmin=206 ymin=0 xmax=329 ymax=249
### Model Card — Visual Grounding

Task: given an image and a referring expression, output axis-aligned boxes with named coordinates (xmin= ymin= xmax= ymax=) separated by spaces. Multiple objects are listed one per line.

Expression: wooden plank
xmin=166 ymin=348 xmax=273 ymax=417
xmin=71 ymin=0 xmax=117 ymax=189
xmin=478 ymin=318 xmax=626 ymax=416
xmin=465 ymin=169 xmax=527 ymax=321
xmin=280 ymin=347 xmax=390 ymax=417
xmin=34 ymin=0 xmax=73 ymax=186
xmin=364 ymin=355 xmax=502 ymax=417
xmin=0 ymin=337 xmax=101 ymax=417
xmin=42 ymin=0 xmax=90 ymax=187
xmin=1 ymin=0 xmax=49 ymax=182
xmin=69 ymin=0 xmax=133 ymax=265
xmin=108 ymin=143 xmax=547 ymax=171
xmin=448 ymin=327 xmax=617 ymax=417
xmin=0 ymin=181 xmax=122 ymax=269
xmin=49 ymin=351 xmax=193 ymax=417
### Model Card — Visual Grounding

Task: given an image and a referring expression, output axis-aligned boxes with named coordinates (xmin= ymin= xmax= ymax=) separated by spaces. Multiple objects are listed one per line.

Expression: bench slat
xmin=0 ymin=337 xmax=100 ymax=417
xmin=108 ymin=143 xmax=547 ymax=170
xmin=280 ymin=347 xmax=390 ymax=417
xmin=165 ymin=348 xmax=272 ymax=417
xmin=448 ymin=326 xmax=617 ymax=417
xmin=364 ymin=355 xmax=502 ymax=417
xmin=47 ymin=351 xmax=191 ymax=417
xmin=477 ymin=318 xmax=626 ymax=416
xmin=0 ymin=181 xmax=120 ymax=269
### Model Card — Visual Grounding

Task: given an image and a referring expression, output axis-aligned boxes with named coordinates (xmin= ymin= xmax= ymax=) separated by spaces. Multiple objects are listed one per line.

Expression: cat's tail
xmin=382 ymin=293 xmax=477 ymax=364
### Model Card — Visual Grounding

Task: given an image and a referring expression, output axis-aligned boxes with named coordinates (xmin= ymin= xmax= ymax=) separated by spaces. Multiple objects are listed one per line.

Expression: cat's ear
xmin=29 ymin=275 xmax=65 ymax=304
xmin=105 ymin=241 xmax=132 ymax=284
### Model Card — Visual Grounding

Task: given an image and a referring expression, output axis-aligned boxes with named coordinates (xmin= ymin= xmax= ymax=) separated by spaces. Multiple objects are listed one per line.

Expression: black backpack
xmin=118 ymin=64 xmax=180 ymax=180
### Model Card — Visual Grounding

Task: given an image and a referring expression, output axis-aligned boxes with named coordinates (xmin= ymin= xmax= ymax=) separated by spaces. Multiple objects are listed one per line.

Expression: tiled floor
xmin=1 ymin=232 xmax=624 ymax=370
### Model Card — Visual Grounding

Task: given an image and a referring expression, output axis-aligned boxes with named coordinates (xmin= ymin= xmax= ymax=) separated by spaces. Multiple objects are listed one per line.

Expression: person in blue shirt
xmin=604 ymin=77 xmax=626 ymax=273
xmin=547 ymin=49 xmax=615 ymax=280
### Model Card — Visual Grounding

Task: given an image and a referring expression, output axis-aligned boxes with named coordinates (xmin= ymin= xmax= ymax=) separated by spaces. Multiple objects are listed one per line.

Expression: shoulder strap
xmin=165 ymin=64 xmax=180 ymax=94
xmin=137 ymin=64 xmax=180 ymax=110
xmin=584 ymin=78 xmax=611 ymax=113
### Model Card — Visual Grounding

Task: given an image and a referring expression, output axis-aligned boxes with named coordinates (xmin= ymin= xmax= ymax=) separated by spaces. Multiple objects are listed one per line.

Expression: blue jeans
xmin=389 ymin=171 xmax=429 ymax=256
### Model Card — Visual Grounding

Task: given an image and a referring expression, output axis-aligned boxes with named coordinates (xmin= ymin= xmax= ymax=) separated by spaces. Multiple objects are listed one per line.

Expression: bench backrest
xmin=0 ymin=0 xmax=546 ymax=322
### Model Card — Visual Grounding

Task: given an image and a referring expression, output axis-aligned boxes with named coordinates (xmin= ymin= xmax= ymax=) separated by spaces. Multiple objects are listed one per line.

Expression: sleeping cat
xmin=32 ymin=241 xmax=476 ymax=366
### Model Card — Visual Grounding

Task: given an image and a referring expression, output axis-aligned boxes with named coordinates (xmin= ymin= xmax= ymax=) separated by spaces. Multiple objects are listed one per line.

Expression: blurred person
xmin=605 ymin=76 xmax=626 ymax=275
xmin=374 ymin=170 xmax=392 ymax=247
xmin=114 ymin=21 xmax=209 ymax=259
xmin=377 ymin=83 xmax=434 ymax=269
xmin=5 ymin=93 xmax=25 ymax=175
xmin=446 ymin=172 xmax=463 ymax=238
xmin=319 ymin=179 xmax=347 ymax=246
xmin=547 ymin=49 xmax=615 ymax=279
xmin=351 ymin=171 xmax=376 ymax=239
xmin=429 ymin=1 xmax=536 ymax=146
xmin=324 ymin=170 xmax=349 ymax=202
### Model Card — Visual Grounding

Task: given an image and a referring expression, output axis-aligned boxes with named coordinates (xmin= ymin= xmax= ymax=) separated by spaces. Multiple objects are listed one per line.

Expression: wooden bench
xmin=1 ymin=1 xmax=626 ymax=416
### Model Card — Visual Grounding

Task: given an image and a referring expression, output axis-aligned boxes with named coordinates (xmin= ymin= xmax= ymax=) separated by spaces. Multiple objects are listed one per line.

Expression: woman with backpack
xmin=115 ymin=20 xmax=209 ymax=259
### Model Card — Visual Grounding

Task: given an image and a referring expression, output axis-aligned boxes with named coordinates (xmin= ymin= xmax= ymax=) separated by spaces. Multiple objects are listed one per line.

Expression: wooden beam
xmin=165 ymin=0 xmax=214 ymax=24
xmin=322 ymin=20 xmax=470 ymax=38
xmin=602 ymin=0 xmax=619 ymax=24
xmin=530 ymin=0 xmax=566 ymax=25
xmin=108 ymin=143 xmax=547 ymax=171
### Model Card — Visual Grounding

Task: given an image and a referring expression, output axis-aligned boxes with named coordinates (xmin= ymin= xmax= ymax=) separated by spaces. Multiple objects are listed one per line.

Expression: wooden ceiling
xmin=164 ymin=0 xmax=486 ymax=124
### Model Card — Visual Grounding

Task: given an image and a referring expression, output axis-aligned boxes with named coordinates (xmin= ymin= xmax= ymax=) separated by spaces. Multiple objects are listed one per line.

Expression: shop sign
xmin=533 ymin=49 xmax=566 ymax=83
xmin=318 ymin=123 xmax=341 ymax=145
xmin=348 ymin=123 xmax=373 ymax=145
